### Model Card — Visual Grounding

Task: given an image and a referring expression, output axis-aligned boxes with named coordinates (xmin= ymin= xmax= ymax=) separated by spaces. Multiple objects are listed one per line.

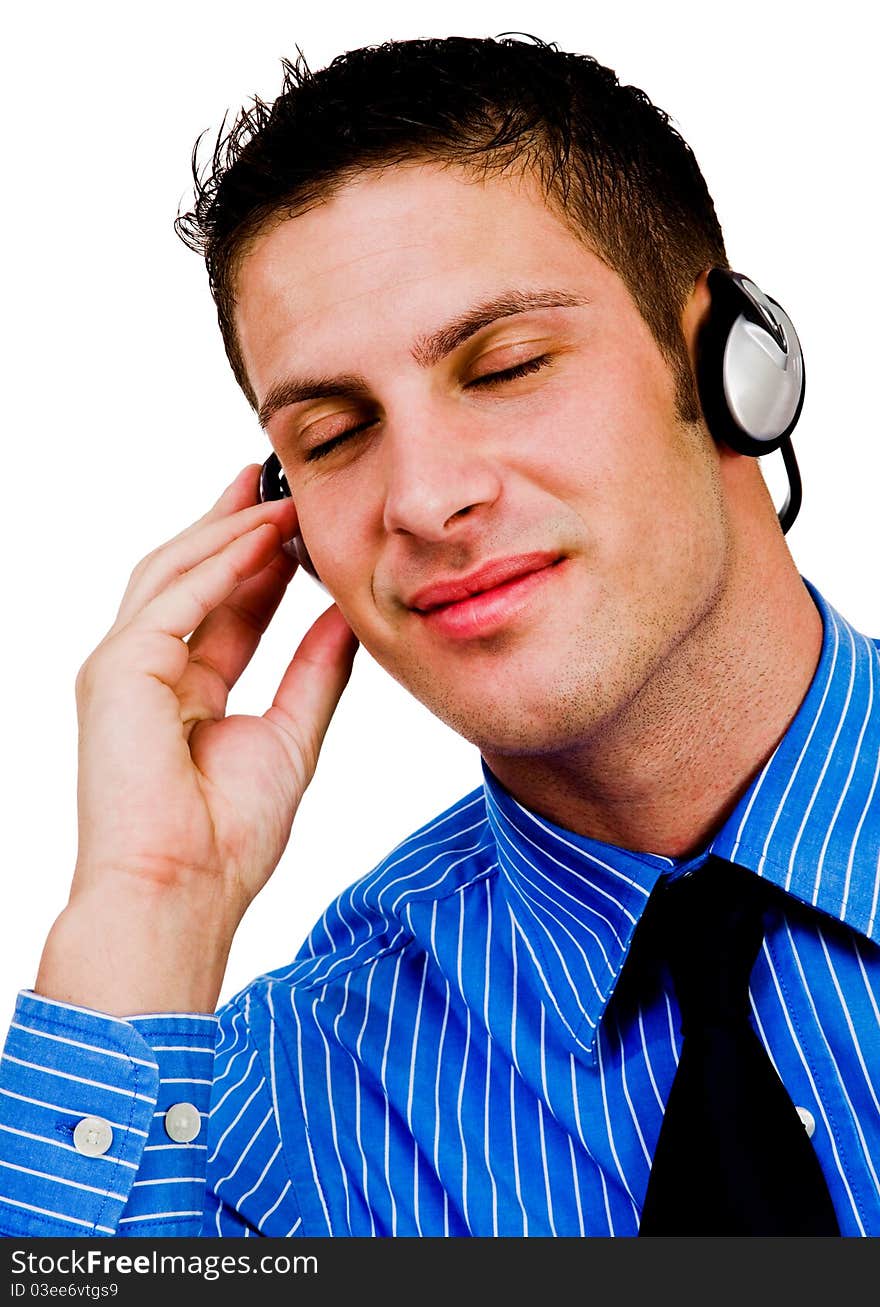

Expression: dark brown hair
xmin=175 ymin=34 xmax=728 ymax=418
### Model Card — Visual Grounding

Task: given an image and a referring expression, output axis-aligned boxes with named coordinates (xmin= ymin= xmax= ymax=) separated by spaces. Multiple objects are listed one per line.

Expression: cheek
xmin=526 ymin=368 xmax=714 ymax=569
xmin=512 ymin=373 xmax=647 ymax=513
xmin=288 ymin=495 xmax=366 ymax=618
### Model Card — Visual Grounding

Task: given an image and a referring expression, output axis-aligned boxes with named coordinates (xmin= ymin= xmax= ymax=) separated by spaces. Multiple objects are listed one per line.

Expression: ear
xmin=681 ymin=268 xmax=713 ymax=367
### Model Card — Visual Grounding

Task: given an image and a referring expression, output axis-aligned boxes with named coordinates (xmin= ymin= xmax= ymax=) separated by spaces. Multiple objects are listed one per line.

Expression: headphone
xmin=258 ymin=266 xmax=806 ymax=583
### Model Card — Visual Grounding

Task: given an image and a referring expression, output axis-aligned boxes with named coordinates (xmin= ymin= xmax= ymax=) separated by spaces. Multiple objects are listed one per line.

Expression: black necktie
xmin=637 ymin=855 xmax=840 ymax=1236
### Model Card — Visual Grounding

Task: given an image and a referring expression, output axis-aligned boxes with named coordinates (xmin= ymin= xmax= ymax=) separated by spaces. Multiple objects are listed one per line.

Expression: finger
xmin=157 ymin=464 xmax=264 ymax=553
xmin=112 ymin=495 xmax=300 ymax=631
xmin=112 ymin=463 xmax=274 ymax=621
xmin=176 ymin=544 xmax=299 ymax=726
xmin=183 ymin=463 xmax=271 ymax=533
xmin=124 ymin=521 xmax=288 ymax=665
xmin=202 ymin=463 xmax=264 ymax=520
xmin=265 ymin=604 xmax=360 ymax=774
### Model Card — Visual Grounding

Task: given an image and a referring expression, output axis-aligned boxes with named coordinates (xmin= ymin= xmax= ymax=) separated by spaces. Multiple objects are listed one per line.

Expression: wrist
xmin=34 ymin=882 xmax=237 ymax=1016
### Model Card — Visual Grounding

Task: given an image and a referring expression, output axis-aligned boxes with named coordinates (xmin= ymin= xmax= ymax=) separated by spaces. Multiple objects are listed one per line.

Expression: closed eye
xmin=304 ymin=354 xmax=553 ymax=462
xmin=465 ymin=354 xmax=552 ymax=388
xmin=305 ymin=418 xmax=379 ymax=463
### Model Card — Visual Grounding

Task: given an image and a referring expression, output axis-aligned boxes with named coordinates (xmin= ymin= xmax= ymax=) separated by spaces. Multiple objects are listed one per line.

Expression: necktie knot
xmin=657 ymin=857 xmax=770 ymax=1035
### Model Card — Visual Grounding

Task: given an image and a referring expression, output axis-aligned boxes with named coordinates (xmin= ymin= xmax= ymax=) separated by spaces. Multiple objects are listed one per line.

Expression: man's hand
xmin=35 ymin=464 xmax=358 ymax=1015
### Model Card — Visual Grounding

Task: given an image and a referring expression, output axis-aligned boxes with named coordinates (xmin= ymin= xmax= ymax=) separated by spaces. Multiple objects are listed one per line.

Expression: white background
xmin=2 ymin=1 xmax=877 ymax=1027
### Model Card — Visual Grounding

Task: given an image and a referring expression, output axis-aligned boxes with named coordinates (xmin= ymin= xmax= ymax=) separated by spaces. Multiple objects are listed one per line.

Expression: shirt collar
xmin=709 ymin=578 xmax=880 ymax=938
xmin=482 ymin=578 xmax=880 ymax=1058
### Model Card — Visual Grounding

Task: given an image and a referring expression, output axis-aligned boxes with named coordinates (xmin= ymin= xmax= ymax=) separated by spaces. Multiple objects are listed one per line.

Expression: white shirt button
xmin=165 ymin=1101 xmax=201 ymax=1143
xmin=73 ymin=1115 xmax=113 ymax=1157
xmin=796 ymin=1105 xmax=816 ymax=1138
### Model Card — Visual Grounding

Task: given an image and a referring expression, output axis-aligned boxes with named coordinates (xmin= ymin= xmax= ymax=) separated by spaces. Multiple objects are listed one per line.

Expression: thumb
xmin=265 ymin=603 xmax=359 ymax=773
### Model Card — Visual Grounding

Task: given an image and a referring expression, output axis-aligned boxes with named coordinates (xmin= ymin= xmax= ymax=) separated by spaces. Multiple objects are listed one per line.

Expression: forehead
xmin=233 ymin=163 xmax=625 ymax=396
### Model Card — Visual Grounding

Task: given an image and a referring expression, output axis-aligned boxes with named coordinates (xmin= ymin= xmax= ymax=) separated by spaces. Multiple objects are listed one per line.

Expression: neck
xmin=482 ymin=532 xmax=823 ymax=860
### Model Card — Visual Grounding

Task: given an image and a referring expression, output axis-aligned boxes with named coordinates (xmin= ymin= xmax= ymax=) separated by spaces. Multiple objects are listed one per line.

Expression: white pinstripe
xmin=379 ymin=951 xmax=403 ymax=1236
xmin=258 ymin=1177 xmax=291 ymax=1230
xmin=1 ymin=1053 xmax=155 ymax=1101
xmin=328 ymin=970 xmax=355 ymax=1232
xmin=9 ymin=1024 xmax=158 ymax=1069
xmin=508 ymin=915 xmax=528 ymax=1236
xmin=352 ymin=958 xmax=379 ymax=1236
xmin=0 ymin=1159 xmax=126 ymax=1201
xmin=0 ymin=1193 xmax=114 ymax=1232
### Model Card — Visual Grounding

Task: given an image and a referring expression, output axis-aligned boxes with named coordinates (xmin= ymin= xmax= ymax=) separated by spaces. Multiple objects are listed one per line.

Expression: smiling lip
xmin=408 ymin=552 xmax=564 ymax=639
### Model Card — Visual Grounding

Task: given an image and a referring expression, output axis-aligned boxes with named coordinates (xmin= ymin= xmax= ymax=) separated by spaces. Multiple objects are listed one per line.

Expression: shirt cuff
xmin=0 ymin=990 xmax=217 ymax=1238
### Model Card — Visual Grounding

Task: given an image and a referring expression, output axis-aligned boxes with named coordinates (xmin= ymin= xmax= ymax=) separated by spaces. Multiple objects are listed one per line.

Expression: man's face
xmin=235 ymin=163 xmax=730 ymax=757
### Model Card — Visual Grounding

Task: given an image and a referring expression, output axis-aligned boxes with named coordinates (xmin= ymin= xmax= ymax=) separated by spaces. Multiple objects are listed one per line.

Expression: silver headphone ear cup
xmin=722 ymin=305 xmax=804 ymax=444
xmin=698 ymin=268 xmax=806 ymax=458
xmin=697 ymin=267 xmax=804 ymax=534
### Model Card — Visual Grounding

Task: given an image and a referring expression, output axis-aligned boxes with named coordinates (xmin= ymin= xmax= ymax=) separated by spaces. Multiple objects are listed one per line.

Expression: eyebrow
xmin=257 ymin=288 xmax=590 ymax=428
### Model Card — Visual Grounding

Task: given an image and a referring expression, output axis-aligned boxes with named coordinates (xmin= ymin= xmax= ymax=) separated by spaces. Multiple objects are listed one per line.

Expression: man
xmin=0 ymin=34 xmax=877 ymax=1238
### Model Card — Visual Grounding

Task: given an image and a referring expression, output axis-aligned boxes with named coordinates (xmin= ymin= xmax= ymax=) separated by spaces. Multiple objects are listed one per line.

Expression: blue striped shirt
xmin=1 ymin=577 xmax=878 ymax=1237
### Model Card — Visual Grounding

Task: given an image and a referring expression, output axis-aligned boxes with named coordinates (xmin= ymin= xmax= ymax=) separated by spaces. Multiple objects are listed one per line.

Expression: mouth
xmin=408 ymin=552 xmax=566 ymax=640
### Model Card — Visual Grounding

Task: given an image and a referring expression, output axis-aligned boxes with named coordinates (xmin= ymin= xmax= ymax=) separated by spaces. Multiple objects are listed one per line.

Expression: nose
xmin=381 ymin=413 xmax=502 ymax=541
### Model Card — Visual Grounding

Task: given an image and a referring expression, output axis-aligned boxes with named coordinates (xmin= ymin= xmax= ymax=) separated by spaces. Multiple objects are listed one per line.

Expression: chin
xmin=377 ymin=626 xmax=641 ymax=757
xmin=421 ymin=681 xmax=612 ymax=758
